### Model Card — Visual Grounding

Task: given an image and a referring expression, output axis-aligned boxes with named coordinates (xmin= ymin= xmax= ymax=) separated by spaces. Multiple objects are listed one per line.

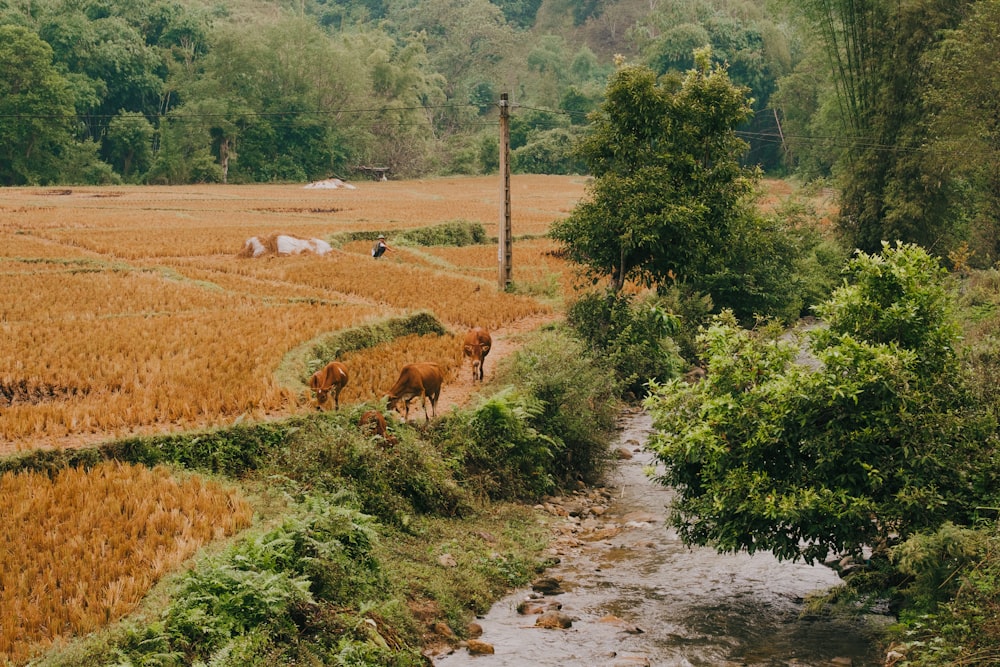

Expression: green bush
xmin=889 ymin=528 xmax=1000 ymax=666
xmin=433 ymin=329 xmax=619 ymax=499
xmin=492 ymin=329 xmax=619 ymax=487
xmin=396 ymin=221 xmax=488 ymax=246
xmin=450 ymin=388 xmax=560 ymax=500
xmin=266 ymin=409 xmax=471 ymax=527
xmin=567 ymin=289 xmax=684 ymax=398
xmin=0 ymin=419 xmax=294 ymax=478
xmin=645 ymin=243 xmax=1000 ymax=564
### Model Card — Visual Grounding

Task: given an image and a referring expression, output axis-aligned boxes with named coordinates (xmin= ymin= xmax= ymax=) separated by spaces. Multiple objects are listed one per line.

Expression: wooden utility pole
xmin=498 ymin=93 xmax=512 ymax=291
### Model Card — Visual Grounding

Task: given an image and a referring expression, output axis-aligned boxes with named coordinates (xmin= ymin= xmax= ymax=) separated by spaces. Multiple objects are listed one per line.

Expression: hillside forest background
xmin=2 ymin=0 xmax=998 ymax=264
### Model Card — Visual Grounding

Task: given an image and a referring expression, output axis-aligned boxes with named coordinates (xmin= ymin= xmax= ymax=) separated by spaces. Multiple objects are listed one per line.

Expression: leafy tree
xmin=645 ymin=242 xmax=998 ymax=563
xmin=489 ymin=0 xmax=543 ymax=29
xmin=511 ymin=127 xmax=586 ymax=174
xmin=104 ymin=110 xmax=154 ymax=181
xmin=552 ymin=53 xmax=756 ymax=292
xmin=923 ymin=0 xmax=1000 ymax=265
xmin=791 ymin=0 xmax=971 ymax=254
xmin=0 ymin=24 xmax=76 ymax=185
xmin=552 ymin=52 xmax=801 ymax=321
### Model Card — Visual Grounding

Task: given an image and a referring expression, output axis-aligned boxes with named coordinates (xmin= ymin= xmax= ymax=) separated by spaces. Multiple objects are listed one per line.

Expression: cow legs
xmin=419 ymin=391 xmax=430 ymax=423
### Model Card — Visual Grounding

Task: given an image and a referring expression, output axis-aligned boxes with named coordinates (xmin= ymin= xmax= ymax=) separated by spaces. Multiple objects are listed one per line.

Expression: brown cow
xmin=463 ymin=327 xmax=492 ymax=382
xmin=359 ymin=409 xmax=397 ymax=445
xmin=309 ymin=361 xmax=348 ymax=410
xmin=384 ymin=362 xmax=443 ymax=423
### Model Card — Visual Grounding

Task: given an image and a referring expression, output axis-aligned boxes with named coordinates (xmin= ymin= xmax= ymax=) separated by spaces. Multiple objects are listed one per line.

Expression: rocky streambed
xmin=432 ymin=409 xmax=885 ymax=667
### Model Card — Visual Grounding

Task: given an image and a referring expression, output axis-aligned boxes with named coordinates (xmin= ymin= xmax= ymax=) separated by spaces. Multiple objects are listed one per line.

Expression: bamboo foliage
xmin=0 ymin=461 xmax=253 ymax=664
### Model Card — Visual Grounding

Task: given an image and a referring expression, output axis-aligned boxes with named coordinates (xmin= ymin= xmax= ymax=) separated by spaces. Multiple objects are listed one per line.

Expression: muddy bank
xmin=432 ymin=409 xmax=885 ymax=667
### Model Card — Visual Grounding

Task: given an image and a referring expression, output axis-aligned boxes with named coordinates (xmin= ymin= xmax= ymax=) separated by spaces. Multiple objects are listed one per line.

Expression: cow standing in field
xmin=463 ymin=327 xmax=492 ymax=382
xmin=309 ymin=361 xmax=348 ymax=410
xmin=384 ymin=362 xmax=443 ymax=423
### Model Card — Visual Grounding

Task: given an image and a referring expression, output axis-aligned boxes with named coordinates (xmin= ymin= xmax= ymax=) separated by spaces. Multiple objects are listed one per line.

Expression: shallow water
xmin=433 ymin=410 xmax=883 ymax=667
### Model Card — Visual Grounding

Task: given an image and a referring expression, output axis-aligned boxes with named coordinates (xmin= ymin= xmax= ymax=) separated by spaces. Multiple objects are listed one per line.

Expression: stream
xmin=432 ymin=409 xmax=885 ymax=667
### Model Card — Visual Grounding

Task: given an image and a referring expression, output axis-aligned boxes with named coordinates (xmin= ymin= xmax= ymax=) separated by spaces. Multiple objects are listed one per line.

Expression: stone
xmin=466 ymin=622 xmax=483 ymax=638
xmin=466 ymin=639 xmax=494 ymax=655
xmin=535 ymin=610 xmax=574 ymax=629
xmin=432 ymin=622 xmax=456 ymax=638
xmin=437 ymin=553 xmax=458 ymax=568
xmin=614 ymin=446 xmax=634 ymax=460
xmin=531 ymin=576 xmax=564 ymax=594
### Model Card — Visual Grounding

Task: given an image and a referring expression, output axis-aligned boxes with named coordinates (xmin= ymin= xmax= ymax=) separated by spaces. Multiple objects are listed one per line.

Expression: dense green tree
xmin=387 ymin=0 xmax=516 ymax=102
xmin=552 ymin=52 xmax=800 ymax=320
xmin=104 ymin=110 xmax=154 ymax=181
xmin=552 ymin=54 xmax=756 ymax=292
xmin=0 ymin=24 xmax=76 ymax=185
xmin=489 ymin=0 xmax=542 ymax=28
xmin=511 ymin=127 xmax=585 ymax=174
xmin=923 ymin=0 xmax=1000 ymax=265
xmin=771 ymin=45 xmax=843 ymax=177
xmin=35 ymin=5 xmax=166 ymax=141
xmin=646 ymin=242 xmax=998 ymax=563
xmin=792 ymin=0 xmax=971 ymax=254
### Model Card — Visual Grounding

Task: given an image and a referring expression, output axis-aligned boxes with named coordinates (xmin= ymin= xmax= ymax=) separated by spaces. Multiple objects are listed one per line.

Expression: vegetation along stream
xmin=433 ymin=409 xmax=885 ymax=667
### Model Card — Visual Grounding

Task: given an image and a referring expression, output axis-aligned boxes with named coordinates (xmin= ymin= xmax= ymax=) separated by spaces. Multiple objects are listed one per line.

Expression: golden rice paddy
xmin=0 ymin=175 xmax=588 ymax=453
xmin=0 ymin=175 xmax=586 ymax=665
xmin=0 ymin=461 xmax=252 ymax=664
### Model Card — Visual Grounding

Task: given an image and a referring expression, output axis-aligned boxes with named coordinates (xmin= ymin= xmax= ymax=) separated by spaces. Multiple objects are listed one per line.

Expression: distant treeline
xmin=1 ymin=0 xmax=808 ymax=185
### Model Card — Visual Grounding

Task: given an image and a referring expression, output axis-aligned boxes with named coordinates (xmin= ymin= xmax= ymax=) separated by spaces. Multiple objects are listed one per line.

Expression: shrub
xmin=266 ymin=409 xmax=471 ymax=528
xmin=889 ymin=528 xmax=1000 ymax=666
xmin=567 ymin=289 xmax=684 ymax=398
xmin=397 ymin=221 xmax=488 ymax=247
xmin=434 ymin=329 xmax=619 ymax=499
xmin=447 ymin=388 xmax=560 ymax=500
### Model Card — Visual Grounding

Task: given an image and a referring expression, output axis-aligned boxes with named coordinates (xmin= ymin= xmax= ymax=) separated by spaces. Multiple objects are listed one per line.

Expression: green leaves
xmin=645 ymin=243 xmax=998 ymax=563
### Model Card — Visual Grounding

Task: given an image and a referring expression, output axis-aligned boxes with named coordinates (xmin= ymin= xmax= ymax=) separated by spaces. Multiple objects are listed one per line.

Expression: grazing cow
xmin=309 ymin=361 xmax=348 ymax=410
xmin=384 ymin=362 xmax=443 ymax=423
xmin=463 ymin=327 xmax=492 ymax=382
xmin=359 ymin=409 xmax=397 ymax=445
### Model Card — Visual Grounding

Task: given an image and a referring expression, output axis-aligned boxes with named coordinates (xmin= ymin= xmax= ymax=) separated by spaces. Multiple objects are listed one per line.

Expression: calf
xmin=359 ymin=409 xmax=397 ymax=445
xmin=384 ymin=362 xmax=443 ymax=423
xmin=309 ymin=361 xmax=348 ymax=410
xmin=463 ymin=327 xmax=492 ymax=382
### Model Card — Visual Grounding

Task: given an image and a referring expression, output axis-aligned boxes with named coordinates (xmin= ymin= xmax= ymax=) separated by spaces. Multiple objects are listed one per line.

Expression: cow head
xmin=464 ymin=341 xmax=491 ymax=380
xmin=313 ymin=386 xmax=331 ymax=408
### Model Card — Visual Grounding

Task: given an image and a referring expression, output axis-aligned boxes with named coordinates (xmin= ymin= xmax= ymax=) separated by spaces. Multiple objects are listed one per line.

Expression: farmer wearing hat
xmin=371 ymin=234 xmax=392 ymax=259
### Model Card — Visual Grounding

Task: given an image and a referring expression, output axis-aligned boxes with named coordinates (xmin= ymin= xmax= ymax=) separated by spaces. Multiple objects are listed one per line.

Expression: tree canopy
xmin=645 ymin=242 xmax=998 ymax=563
xmin=551 ymin=51 xmax=803 ymax=322
xmin=0 ymin=25 xmax=76 ymax=185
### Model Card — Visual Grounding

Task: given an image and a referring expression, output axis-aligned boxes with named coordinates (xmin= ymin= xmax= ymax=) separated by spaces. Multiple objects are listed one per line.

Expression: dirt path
xmin=435 ymin=312 xmax=560 ymax=414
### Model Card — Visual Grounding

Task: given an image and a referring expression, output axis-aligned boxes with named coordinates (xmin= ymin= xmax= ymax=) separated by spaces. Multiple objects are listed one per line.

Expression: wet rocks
xmin=599 ymin=614 xmax=645 ymax=634
xmin=534 ymin=610 xmax=576 ymax=629
xmin=517 ymin=597 xmax=562 ymax=615
xmin=530 ymin=575 xmax=564 ymax=594
xmin=465 ymin=639 xmax=494 ymax=655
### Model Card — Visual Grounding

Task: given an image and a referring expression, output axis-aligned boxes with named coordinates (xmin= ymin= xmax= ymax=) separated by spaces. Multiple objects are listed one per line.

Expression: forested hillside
xmin=0 ymin=0 xmax=799 ymax=183
xmin=2 ymin=0 xmax=998 ymax=262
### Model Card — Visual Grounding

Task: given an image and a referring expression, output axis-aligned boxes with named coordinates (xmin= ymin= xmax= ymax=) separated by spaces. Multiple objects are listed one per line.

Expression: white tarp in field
xmin=238 ymin=234 xmax=333 ymax=258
